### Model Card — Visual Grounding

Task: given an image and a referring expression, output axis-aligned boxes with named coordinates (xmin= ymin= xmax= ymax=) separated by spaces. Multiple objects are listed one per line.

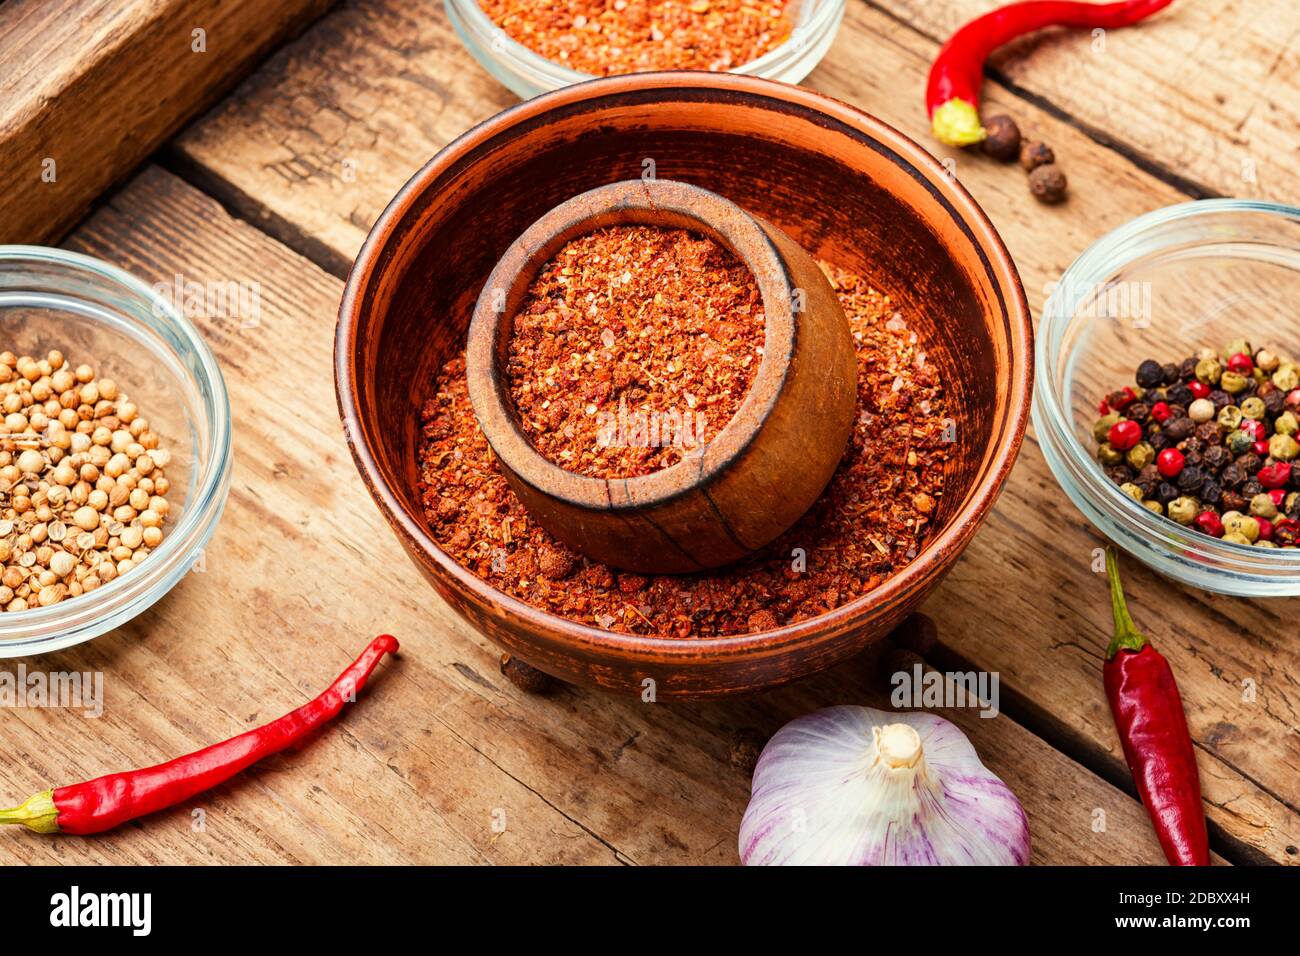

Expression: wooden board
xmin=165 ymin=0 xmax=1300 ymax=862
xmin=868 ymin=0 xmax=1300 ymax=201
xmin=0 ymin=167 xmax=1176 ymax=865
xmin=0 ymin=0 xmax=333 ymax=246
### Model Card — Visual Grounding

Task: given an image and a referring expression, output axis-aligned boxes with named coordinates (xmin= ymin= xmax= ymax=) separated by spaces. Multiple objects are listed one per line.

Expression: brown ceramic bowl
xmin=336 ymin=73 xmax=1032 ymax=699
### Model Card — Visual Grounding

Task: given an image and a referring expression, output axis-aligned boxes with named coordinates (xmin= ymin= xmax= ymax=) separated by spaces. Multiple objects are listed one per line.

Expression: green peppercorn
xmin=1219 ymin=370 xmax=1248 ymax=394
xmin=1217 ymin=405 xmax=1243 ymax=430
xmin=1269 ymin=433 xmax=1300 ymax=461
xmin=1098 ymin=442 xmax=1124 ymax=466
xmin=1240 ymin=396 xmax=1266 ymax=419
xmin=1257 ymin=539 xmax=1279 ymax=548
xmin=1222 ymin=531 xmax=1252 ymax=546
xmin=1226 ymin=429 xmax=1256 ymax=455
xmin=1275 ymin=411 xmax=1298 ymax=436
xmin=1287 ymin=492 xmax=1300 ymax=514
xmin=1224 ymin=513 xmax=1261 ymax=542
xmin=1119 ymin=482 xmax=1144 ymax=502
xmin=1143 ymin=500 xmax=1164 ymax=515
xmin=1126 ymin=441 xmax=1155 ymax=470
xmin=1093 ymin=411 xmax=1121 ymax=443
xmin=1195 ymin=358 xmax=1222 ymax=385
xmin=1273 ymin=363 xmax=1299 ymax=390
xmin=1223 ymin=338 xmax=1252 ymax=361
xmin=1250 ymin=492 xmax=1278 ymax=519
xmin=1168 ymin=497 xmax=1199 ymax=524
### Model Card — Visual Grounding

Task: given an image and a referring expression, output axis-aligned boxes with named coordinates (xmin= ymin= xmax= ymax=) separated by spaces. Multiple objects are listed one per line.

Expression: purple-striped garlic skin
xmin=739 ymin=706 xmax=1030 ymax=866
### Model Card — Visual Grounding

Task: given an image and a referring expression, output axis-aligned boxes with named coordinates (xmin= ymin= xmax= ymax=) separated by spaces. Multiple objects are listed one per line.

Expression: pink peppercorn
xmin=1269 ymin=488 xmax=1287 ymax=507
xmin=1254 ymin=440 xmax=1270 ymax=457
xmin=1195 ymin=511 xmax=1225 ymax=537
xmin=1258 ymin=518 xmax=1274 ymax=541
xmin=1287 ymin=389 xmax=1300 ymax=408
xmin=1098 ymin=399 xmax=1111 ymax=415
xmin=1227 ymin=352 xmax=1254 ymax=374
xmin=1258 ymin=461 xmax=1292 ymax=488
xmin=1150 ymin=401 xmax=1172 ymax=423
xmin=1109 ymin=387 xmax=1137 ymax=411
xmin=1107 ymin=419 xmax=1142 ymax=451
xmin=1241 ymin=419 xmax=1266 ymax=440
xmin=1156 ymin=447 xmax=1185 ymax=478
xmin=1189 ymin=381 xmax=1211 ymax=399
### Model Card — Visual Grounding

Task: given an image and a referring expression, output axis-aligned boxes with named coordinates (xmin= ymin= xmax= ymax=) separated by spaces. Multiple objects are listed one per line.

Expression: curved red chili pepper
xmin=0 ymin=635 xmax=399 ymax=835
xmin=1103 ymin=550 xmax=1208 ymax=865
xmin=927 ymin=0 xmax=1175 ymax=146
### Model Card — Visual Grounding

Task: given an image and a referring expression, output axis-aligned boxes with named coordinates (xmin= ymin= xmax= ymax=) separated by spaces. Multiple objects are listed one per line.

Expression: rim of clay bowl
xmin=336 ymin=72 xmax=1032 ymax=665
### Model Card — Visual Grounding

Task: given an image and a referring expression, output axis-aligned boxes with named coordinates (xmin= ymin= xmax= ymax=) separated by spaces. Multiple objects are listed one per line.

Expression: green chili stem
xmin=1104 ymin=546 xmax=1147 ymax=659
xmin=0 ymin=789 xmax=59 ymax=834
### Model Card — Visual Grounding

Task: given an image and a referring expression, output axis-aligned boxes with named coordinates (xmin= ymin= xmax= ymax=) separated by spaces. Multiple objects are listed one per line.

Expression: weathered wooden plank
xmin=0 ymin=167 xmax=1172 ymax=864
xmin=0 ymin=0 xmax=334 ymax=246
xmin=169 ymin=0 xmax=1299 ymax=860
xmin=868 ymin=0 xmax=1300 ymax=202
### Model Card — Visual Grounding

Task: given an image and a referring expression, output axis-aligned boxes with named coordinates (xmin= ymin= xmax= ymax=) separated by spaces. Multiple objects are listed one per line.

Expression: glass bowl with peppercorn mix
xmin=447 ymin=0 xmax=846 ymax=99
xmin=1035 ymin=199 xmax=1300 ymax=596
xmin=0 ymin=246 xmax=232 ymax=655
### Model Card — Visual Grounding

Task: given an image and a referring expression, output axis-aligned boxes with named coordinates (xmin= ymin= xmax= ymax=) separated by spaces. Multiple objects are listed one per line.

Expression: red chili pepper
xmin=1102 ymin=550 xmax=1207 ymax=865
xmin=0 ymin=635 xmax=398 ymax=835
xmin=927 ymin=0 xmax=1175 ymax=146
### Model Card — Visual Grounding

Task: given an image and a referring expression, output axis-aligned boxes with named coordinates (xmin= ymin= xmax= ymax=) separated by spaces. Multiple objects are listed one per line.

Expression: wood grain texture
xmin=0 ymin=167 xmax=1173 ymax=865
xmin=0 ymin=0 xmax=333 ymax=245
xmin=168 ymin=0 xmax=1300 ymax=861
xmin=870 ymin=0 xmax=1300 ymax=201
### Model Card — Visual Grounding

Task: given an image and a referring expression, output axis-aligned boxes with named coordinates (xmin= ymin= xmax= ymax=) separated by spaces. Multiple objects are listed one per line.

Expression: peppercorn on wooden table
xmin=0 ymin=0 xmax=1296 ymax=865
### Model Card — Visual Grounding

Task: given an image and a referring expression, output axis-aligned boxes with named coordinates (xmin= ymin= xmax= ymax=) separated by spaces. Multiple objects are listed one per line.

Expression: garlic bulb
xmin=739 ymin=706 xmax=1030 ymax=865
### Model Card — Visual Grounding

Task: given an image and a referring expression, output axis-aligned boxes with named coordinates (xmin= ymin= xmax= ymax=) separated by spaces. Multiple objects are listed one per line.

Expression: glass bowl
xmin=445 ymin=0 xmax=846 ymax=99
xmin=0 ymin=246 xmax=232 ymax=655
xmin=1034 ymin=199 xmax=1300 ymax=596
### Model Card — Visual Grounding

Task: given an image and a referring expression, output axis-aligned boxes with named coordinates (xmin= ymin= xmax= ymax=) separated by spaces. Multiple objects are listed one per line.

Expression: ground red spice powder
xmin=508 ymin=225 xmax=764 ymax=478
xmin=480 ymin=0 xmax=793 ymax=75
xmin=419 ymin=261 xmax=951 ymax=638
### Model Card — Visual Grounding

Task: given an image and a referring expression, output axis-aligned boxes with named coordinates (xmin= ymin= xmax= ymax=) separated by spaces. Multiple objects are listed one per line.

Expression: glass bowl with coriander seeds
xmin=0 ymin=246 xmax=232 ymax=655
xmin=446 ymin=0 xmax=846 ymax=99
xmin=1035 ymin=199 xmax=1300 ymax=596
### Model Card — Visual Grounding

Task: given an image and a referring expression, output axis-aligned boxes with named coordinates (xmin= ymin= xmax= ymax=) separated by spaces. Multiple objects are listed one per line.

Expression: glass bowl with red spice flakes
xmin=447 ymin=0 xmax=846 ymax=98
xmin=336 ymin=74 xmax=1032 ymax=698
xmin=1036 ymin=199 xmax=1300 ymax=597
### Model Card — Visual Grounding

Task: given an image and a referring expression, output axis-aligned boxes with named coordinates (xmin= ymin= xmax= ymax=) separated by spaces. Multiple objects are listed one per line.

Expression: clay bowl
xmin=466 ymin=178 xmax=857 ymax=574
xmin=336 ymin=73 xmax=1032 ymax=699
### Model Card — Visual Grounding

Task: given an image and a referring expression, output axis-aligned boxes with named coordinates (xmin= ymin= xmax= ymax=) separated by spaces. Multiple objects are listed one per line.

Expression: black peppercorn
xmin=1179 ymin=358 xmax=1199 ymax=381
xmin=1194 ymin=421 xmax=1223 ymax=444
xmin=1029 ymin=165 xmax=1069 ymax=204
xmin=1263 ymin=389 xmax=1286 ymax=416
xmin=1135 ymin=359 xmax=1164 ymax=388
xmin=1136 ymin=463 xmax=1161 ymax=485
xmin=1148 ymin=431 xmax=1170 ymax=451
xmin=1200 ymin=480 xmax=1223 ymax=505
xmin=1143 ymin=387 xmax=1165 ymax=404
xmin=1221 ymin=490 xmax=1247 ymax=513
xmin=1106 ymin=465 xmax=1135 ymax=485
xmin=1167 ymin=384 xmax=1194 ymax=406
xmin=1220 ymin=464 xmax=1245 ymax=488
xmin=1164 ymin=417 xmax=1195 ymax=441
xmin=1156 ymin=482 xmax=1180 ymax=505
xmin=1241 ymin=479 xmax=1264 ymax=498
xmin=982 ymin=114 xmax=1022 ymax=162
xmin=1127 ymin=402 xmax=1151 ymax=422
xmin=1202 ymin=445 xmax=1231 ymax=472
xmin=1162 ymin=362 xmax=1180 ymax=385
xmin=1208 ymin=389 xmax=1233 ymax=411
xmin=1020 ymin=140 xmax=1055 ymax=171
xmin=1236 ymin=453 xmax=1262 ymax=473
xmin=1181 ymin=436 xmax=1206 ymax=456
xmin=1177 ymin=466 xmax=1205 ymax=494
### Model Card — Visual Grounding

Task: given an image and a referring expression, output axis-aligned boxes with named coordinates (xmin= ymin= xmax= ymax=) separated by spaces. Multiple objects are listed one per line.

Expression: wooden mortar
xmin=465 ymin=178 xmax=857 ymax=574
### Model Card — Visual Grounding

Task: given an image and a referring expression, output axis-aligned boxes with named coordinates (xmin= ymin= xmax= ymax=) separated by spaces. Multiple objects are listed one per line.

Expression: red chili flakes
xmin=479 ymin=0 xmax=793 ymax=75
xmin=418 ymin=259 xmax=952 ymax=638
xmin=507 ymin=225 xmax=764 ymax=478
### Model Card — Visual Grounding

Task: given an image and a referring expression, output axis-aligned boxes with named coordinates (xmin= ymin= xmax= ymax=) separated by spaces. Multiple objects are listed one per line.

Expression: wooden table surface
xmin=1 ymin=0 xmax=1297 ymax=865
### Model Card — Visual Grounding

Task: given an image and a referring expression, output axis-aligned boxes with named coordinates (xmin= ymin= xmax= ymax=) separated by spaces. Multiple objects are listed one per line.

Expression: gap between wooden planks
xmin=865 ymin=0 xmax=1300 ymax=204
xmin=166 ymin=0 xmax=1300 ymax=861
xmin=0 ymin=166 xmax=1180 ymax=865
xmin=0 ymin=0 xmax=334 ymax=246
